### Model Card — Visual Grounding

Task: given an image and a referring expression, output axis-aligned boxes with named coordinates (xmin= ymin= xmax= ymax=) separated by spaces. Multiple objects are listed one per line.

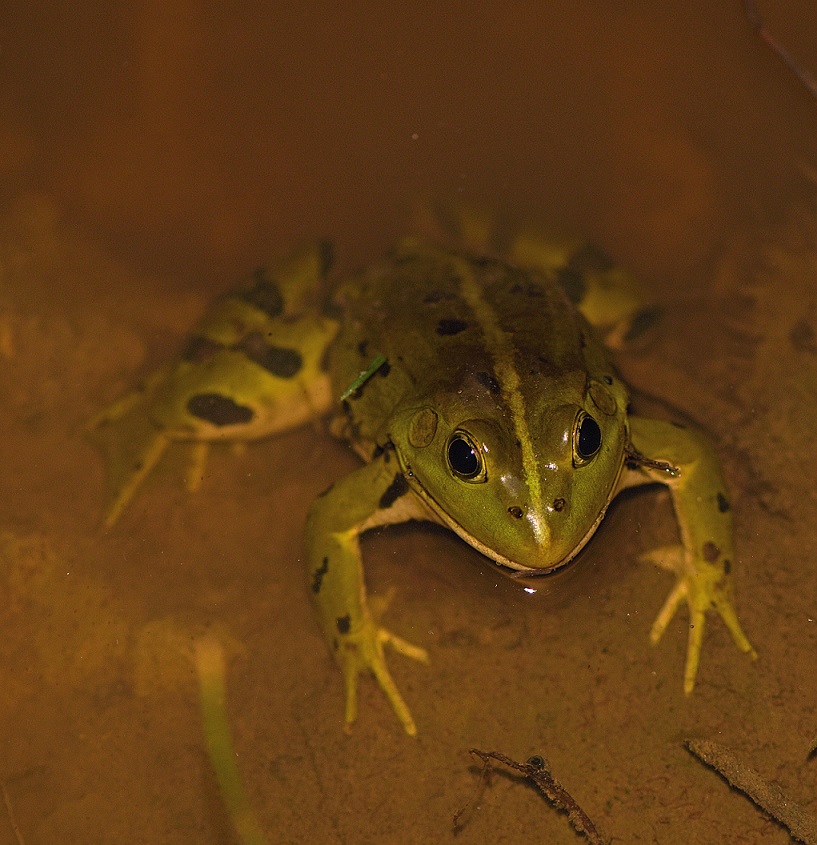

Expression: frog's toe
xmin=102 ymin=433 xmax=170 ymax=527
xmin=364 ymin=633 xmax=420 ymax=736
xmin=682 ymin=602 xmax=707 ymax=694
xmin=379 ymin=628 xmax=430 ymax=665
xmin=681 ymin=591 xmax=757 ymax=694
xmin=712 ymin=593 xmax=758 ymax=661
xmin=648 ymin=575 xmax=687 ymax=646
xmin=640 ymin=544 xmax=684 ymax=575
xmin=184 ymin=441 xmax=210 ymax=493
xmin=644 ymin=545 xmax=688 ymax=647
xmin=339 ymin=622 xmax=427 ymax=737
xmin=648 ymin=576 xmax=710 ymax=694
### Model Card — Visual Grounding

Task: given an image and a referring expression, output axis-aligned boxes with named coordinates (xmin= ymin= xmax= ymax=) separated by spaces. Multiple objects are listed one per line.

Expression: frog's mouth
xmin=505 ymin=508 xmax=609 ymax=580
xmin=488 ymin=503 xmax=610 ymax=579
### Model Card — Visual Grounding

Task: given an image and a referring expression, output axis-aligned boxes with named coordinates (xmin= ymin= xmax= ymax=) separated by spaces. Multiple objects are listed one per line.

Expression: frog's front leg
xmin=305 ymin=452 xmax=430 ymax=735
xmin=623 ymin=417 xmax=757 ymax=692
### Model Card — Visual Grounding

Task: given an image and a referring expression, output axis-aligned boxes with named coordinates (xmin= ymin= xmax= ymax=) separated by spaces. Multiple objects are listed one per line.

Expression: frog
xmin=90 ymin=225 xmax=757 ymax=736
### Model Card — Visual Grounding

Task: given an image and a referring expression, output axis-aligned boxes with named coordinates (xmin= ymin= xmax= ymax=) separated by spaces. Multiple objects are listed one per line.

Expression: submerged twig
xmin=456 ymin=749 xmax=607 ymax=844
xmin=453 ymin=752 xmax=493 ymax=831
xmin=685 ymin=738 xmax=817 ymax=845
xmin=744 ymin=0 xmax=817 ymax=102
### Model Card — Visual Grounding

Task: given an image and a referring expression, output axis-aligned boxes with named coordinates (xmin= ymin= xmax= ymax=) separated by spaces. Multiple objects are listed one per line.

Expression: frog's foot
xmin=641 ymin=545 xmax=757 ymax=693
xmin=338 ymin=594 xmax=428 ymax=736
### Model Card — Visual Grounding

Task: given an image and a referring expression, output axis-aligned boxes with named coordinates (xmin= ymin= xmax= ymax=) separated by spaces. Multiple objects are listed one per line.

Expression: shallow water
xmin=1 ymin=3 xmax=816 ymax=843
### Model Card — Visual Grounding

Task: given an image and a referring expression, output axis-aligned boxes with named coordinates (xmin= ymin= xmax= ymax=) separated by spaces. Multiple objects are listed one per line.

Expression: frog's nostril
xmin=507 ymin=505 xmax=524 ymax=519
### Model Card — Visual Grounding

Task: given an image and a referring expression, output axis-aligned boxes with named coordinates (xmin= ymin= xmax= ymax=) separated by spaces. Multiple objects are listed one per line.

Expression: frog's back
xmin=329 ymin=239 xmax=615 ymax=450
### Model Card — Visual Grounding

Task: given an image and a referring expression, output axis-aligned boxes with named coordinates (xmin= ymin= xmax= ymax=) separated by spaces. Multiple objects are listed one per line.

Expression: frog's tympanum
xmin=91 ymin=230 xmax=756 ymax=735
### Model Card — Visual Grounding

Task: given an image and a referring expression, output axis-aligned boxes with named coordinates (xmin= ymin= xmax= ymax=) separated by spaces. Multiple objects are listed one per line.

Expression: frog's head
xmin=390 ymin=373 xmax=628 ymax=574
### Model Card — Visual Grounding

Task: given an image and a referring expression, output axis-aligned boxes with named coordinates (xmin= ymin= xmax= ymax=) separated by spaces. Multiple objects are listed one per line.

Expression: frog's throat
xmin=399 ymin=460 xmax=612 ymax=576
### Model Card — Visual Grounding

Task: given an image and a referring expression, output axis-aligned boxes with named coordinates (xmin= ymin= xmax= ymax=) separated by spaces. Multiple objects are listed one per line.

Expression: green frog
xmin=90 ymin=228 xmax=756 ymax=735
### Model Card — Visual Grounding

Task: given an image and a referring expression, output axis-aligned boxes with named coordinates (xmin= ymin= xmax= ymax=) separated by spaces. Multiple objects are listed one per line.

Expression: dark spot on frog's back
xmin=311 ymin=556 xmax=329 ymax=594
xmin=336 ymin=615 xmax=351 ymax=634
xmin=181 ymin=335 xmax=223 ymax=363
xmin=317 ymin=239 xmax=335 ymax=275
xmin=476 ymin=371 xmax=501 ymax=395
xmin=717 ymin=492 xmax=731 ymax=513
xmin=423 ymin=290 xmax=457 ymax=304
xmin=568 ymin=243 xmax=615 ymax=273
xmin=379 ymin=473 xmax=409 ymax=509
xmin=373 ymin=442 xmax=393 ymax=463
xmin=474 ymin=255 xmax=503 ymax=269
xmin=509 ymin=279 xmax=544 ymax=298
xmin=187 ymin=393 xmax=255 ymax=426
xmin=702 ymin=541 xmax=721 ymax=562
xmin=341 ymin=400 xmax=363 ymax=442
xmin=789 ymin=318 xmax=817 ymax=353
xmin=555 ymin=266 xmax=586 ymax=304
xmin=239 ymin=331 xmax=303 ymax=378
xmin=624 ymin=306 xmax=663 ymax=342
xmin=436 ymin=318 xmax=468 ymax=336
xmin=238 ymin=268 xmax=284 ymax=318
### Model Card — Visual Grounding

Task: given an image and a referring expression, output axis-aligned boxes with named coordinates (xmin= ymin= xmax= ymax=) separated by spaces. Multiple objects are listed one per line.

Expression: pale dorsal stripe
xmin=450 ymin=256 xmax=543 ymax=537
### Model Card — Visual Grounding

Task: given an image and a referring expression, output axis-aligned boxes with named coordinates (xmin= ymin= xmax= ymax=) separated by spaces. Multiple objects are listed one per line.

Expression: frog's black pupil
xmin=448 ymin=436 xmax=479 ymax=477
xmin=577 ymin=415 xmax=602 ymax=458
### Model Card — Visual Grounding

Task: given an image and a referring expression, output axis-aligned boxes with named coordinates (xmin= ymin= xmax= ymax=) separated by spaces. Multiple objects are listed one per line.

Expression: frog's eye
xmin=446 ymin=432 xmax=487 ymax=482
xmin=573 ymin=412 xmax=602 ymax=465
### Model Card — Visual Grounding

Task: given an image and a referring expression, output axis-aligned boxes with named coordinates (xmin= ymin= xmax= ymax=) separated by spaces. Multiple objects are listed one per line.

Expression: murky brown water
xmin=1 ymin=3 xmax=816 ymax=843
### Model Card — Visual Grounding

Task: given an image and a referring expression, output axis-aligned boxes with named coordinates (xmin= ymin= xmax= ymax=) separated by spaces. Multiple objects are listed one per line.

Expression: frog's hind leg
xmin=509 ymin=229 xmax=656 ymax=347
xmin=410 ymin=201 xmax=510 ymax=255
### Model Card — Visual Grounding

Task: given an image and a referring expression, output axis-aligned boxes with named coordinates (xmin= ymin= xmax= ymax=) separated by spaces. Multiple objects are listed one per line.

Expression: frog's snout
xmin=496 ymin=496 xmax=585 ymax=573
xmin=500 ymin=498 xmax=552 ymax=554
